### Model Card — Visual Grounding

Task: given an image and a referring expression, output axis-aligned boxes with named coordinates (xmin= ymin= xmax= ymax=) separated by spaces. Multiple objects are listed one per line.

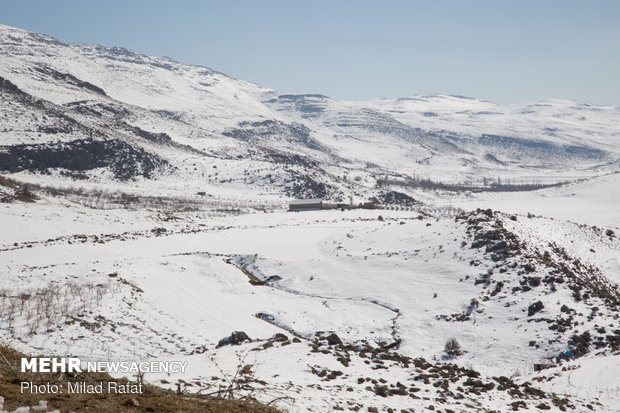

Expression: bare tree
xmin=444 ymin=338 xmax=463 ymax=357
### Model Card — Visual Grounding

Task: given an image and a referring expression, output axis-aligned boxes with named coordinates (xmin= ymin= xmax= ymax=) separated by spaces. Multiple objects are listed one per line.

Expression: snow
xmin=1 ymin=22 xmax=619 ymax=412
xmin=2 ymin=203 xmax=619 ymax=411
xmin=444 ymin=173 xmax=620 ymax=228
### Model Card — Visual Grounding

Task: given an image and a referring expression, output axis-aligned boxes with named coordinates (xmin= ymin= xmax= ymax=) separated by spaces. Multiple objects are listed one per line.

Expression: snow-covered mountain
xmin=1 ymin=23 xmax=619 ymax=202
xmin=1 ymin=24 xmax=619 ymax=413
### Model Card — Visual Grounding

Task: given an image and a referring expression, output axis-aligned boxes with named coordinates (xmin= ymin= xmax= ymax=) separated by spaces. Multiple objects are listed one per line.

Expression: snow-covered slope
xmin=1 ymin=202 xmax=618 ymax=412
xmin=2 ymin=23 xmax=620 ymax=202
xmin=1 ymin=23 xmax=619 ymax=412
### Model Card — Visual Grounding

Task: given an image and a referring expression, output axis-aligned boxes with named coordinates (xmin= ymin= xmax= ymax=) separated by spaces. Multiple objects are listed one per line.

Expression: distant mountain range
xmin=1 ymin=23 xmax=619 ymax=202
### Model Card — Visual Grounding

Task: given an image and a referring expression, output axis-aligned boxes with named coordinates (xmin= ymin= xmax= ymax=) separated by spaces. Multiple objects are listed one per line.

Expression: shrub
xmin=444 ymin=338 xmax=462 ymax=356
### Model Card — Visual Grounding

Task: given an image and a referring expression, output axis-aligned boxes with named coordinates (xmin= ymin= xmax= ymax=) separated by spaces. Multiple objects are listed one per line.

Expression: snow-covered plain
xmin=2 ymin=198 xmax=618 ymax=412
xmin=1 ymin=23 xmax=620 ymax=412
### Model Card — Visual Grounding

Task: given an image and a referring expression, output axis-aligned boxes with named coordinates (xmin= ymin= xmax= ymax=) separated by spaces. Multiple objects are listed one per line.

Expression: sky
xmin=1 ymin=0 xmax=619 ymax=105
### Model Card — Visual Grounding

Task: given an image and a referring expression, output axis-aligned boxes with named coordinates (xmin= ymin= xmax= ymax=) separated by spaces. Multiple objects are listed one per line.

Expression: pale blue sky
xmin=1 ymin=0 xmax=619 ymax=104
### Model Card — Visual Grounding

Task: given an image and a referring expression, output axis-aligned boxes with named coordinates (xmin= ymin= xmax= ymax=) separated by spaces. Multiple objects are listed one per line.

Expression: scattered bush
xmin=444 ymin=338 xmax=462 ymax=356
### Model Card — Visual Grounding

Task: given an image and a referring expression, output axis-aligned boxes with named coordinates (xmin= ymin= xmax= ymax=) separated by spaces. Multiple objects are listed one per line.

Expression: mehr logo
xmin=21 ymin=357 xmax=188 ymax=374
xmin=21 ymin=357 xmax=82 ymax=373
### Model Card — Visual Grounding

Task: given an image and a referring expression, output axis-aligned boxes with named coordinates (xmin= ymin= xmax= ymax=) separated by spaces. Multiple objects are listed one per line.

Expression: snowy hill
xmin=2 ymin=23 xmax=620 ymax=201
xmin=1 ymin=23 xmax=619 ymax=412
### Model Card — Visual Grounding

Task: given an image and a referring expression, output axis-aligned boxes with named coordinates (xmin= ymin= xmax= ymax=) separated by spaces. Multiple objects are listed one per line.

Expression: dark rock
xmin=268 ymin=333 xmax=289 ymax=342
xmin=374 ymin=385 xmax=389 ymax=397
xmin=388 ymin=382 xmax=408 ymax=396
xmin=264 ymin=275 xmax=283 ymax=284
xmin=486 ymin=240 xmax=507 ymax=252
xmin=522 ymin=263 xmax=536 ymax=273
xmin=216 ymin=331 xmax=251 ymax=348
xmin=528 ymin=301 xmax=544 ymax=316
xmin=528 ymin=277 xmax=541 ymax=287
xmin=0 ymin=138 xmax=167 ymax=181
xmin=471 ymin=239 xmax=486 ymax=249
xmin=326 ymin=333 xmax=343 ymax=346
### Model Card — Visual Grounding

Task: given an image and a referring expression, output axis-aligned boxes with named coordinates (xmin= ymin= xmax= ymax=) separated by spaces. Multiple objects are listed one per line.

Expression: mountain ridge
xmin=2 ymin=22 xmax=619 ymax=199
xmin=1 ymin=23 xmax=620 ymax=412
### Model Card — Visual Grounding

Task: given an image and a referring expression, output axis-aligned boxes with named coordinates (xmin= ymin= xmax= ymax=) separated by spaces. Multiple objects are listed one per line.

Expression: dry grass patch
xmin=0 ymin=344 xmax=282 ymax=413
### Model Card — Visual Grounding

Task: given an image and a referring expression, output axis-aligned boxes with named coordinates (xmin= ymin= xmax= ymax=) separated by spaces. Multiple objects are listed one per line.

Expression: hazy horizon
xmin=1 ymin=0 xmax=619 ymax=106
